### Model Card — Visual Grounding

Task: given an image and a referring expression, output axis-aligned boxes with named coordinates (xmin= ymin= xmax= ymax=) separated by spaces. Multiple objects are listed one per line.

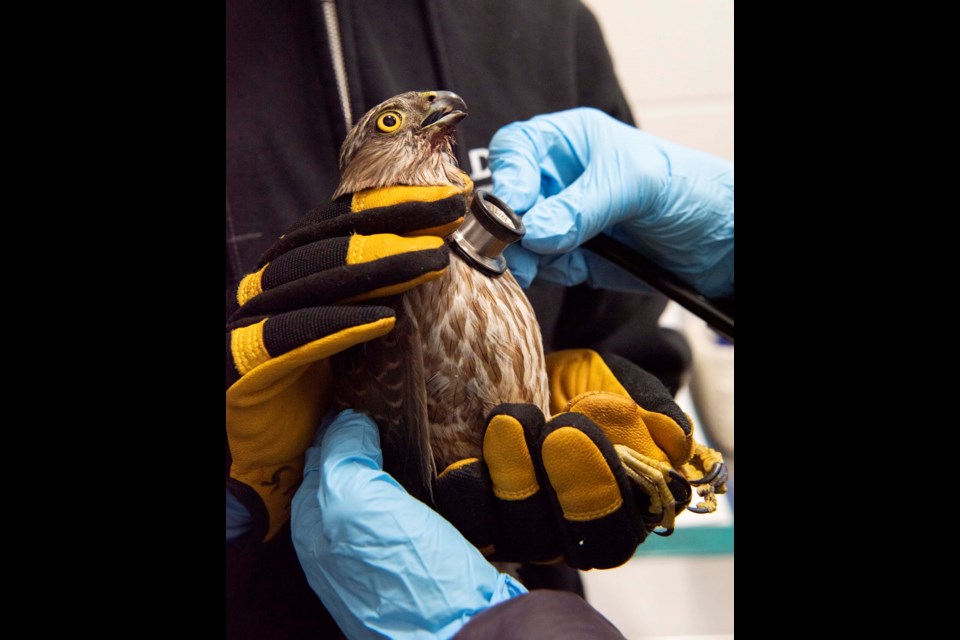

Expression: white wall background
xmin=581 ymin=0 xmax=734 ymax=161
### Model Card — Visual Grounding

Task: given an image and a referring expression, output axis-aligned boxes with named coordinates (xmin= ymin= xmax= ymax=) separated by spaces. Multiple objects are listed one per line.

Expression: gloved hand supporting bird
xmin=325 ymin=90 xmax=727 ymax=567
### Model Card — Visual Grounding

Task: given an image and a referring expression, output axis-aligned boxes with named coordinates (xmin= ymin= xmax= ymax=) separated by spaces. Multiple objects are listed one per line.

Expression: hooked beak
xmin=420 ymin=91 xmax=468 ymax=130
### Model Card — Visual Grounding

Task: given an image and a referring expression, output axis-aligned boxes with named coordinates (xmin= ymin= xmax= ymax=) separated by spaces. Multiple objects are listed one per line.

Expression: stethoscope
xmin=449 ymin=190 xmax=734 ymax=343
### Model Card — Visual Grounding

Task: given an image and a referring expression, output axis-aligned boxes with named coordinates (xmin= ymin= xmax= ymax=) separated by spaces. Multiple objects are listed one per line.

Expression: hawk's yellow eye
xmin=376 ymin=111 xmax=403 ymax=133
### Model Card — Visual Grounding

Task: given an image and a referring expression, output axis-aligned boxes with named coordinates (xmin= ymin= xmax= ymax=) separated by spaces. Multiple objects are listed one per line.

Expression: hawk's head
xmin=333 ymin=90 xmax=469 ymax=198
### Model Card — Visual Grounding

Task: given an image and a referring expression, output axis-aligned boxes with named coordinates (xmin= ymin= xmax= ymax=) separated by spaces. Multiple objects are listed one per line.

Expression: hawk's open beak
xmin=420 ymin=91 xmax=468 ymax=130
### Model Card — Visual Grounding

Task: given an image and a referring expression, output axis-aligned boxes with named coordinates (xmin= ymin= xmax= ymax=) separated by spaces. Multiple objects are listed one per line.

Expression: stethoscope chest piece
xmin=449 ymin=190 xmax=525 ymax=277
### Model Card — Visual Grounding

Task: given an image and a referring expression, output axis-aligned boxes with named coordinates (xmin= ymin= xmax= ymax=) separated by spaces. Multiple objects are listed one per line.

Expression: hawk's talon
xmin=686 ymin=504 xmax=711 ymax=514
xmin=652 ymin=526 xmax=674 ymax=537
xmin=689 ymin=462 xmax=727 ymax=488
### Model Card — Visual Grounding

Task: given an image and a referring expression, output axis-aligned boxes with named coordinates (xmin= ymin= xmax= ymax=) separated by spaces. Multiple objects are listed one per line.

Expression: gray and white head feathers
xmin=333 ymin=91 xmax=468 ymax=198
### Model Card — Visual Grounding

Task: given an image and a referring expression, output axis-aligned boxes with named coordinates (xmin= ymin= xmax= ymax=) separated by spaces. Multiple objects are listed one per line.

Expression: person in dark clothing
xmin=226 ymin=1 xmax=733 ymax=638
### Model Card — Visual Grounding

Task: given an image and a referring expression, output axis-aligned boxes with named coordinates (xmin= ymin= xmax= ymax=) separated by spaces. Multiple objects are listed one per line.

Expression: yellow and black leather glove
xmin=226 ymin=182 xmax=469 ymax=542
xmin=434 ymin=348 xmax=726 ymax=570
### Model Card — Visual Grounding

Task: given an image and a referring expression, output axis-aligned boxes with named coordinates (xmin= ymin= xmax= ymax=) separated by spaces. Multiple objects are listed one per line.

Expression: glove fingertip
xmin=537 ymin=413 xmax=645 ymax=570
xmin=261 ymin=306 xmax=395 ymax=360
xmin=320 ymin=409 xmax=384 ymax=469
xmin=598 ymin=352 xmax=692 ymax=434
xmin=434 ymin=459 xmax=497 ymax=550
xmin=492 ymin=185 xmax=538 ymax=217
xmin=485 ymin=403 xmax=546 ymax=438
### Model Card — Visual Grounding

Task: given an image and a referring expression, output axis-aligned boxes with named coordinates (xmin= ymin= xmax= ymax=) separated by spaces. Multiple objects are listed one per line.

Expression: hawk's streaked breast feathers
xmin=330 ymin=91 xmax=550 ymax=503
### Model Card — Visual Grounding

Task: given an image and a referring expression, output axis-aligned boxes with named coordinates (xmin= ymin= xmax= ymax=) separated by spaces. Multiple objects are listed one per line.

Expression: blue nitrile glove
xmin=291 ymin=409 xmax=527 ymax=640
xmin=489 ymin=107 xmax=734 ymax=299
